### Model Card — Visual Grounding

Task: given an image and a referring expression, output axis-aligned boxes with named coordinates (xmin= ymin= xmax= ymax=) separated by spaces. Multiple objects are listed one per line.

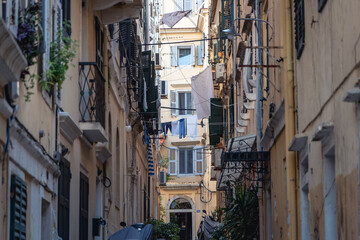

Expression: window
xmin=170 ymin=45 xmax=195 ymax=67
xmin=61 ymin=0 xmax=71 ymax=35
xmin=161 ymin=81 xmax=168 ymax=96
xmin=10 ymin=175 xmax=27 ymax=240
xmin=179 ymin=148 xmax=193 ymax=174
xmin=58 ymin=158 xmax=71 ymax=240
xmin=79 ymin=173 xmax=89 ymax=240
xmin=197 ymin=0 xmax=204 ymax=11
xmin=168 ymin=147 xmax=204 ymax=175
xmin=294 ymin=0 xmax=305 ymax=59
xmin=2 ymin=0 xmax=20 ymax=35
xmin=176 ymin=0 xmax=192 ymax=11
xmin=318 ymin=0 xmax=327 ymax=12
xmin=170 ymin=90 xmax=193 ymax=116
xmin=178 ymin=92 xmax=192 ymax=115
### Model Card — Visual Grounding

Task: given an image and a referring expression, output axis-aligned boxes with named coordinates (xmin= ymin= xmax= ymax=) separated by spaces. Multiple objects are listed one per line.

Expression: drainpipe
xmin=255 ymin=0 xmax=263 ymax=150
xmin=283 ymin=0 xmax=298 ymax=239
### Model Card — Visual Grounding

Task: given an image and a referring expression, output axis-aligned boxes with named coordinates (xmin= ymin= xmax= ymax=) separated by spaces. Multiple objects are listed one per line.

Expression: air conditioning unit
xmin=216 ymin=63 xmax=225 ymax=82
xmin=160 ymin=171 xmax=166 ymax=186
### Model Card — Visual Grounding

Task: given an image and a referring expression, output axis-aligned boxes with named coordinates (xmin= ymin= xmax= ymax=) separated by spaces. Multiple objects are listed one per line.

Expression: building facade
xmin=0 ymin=0 xmax=161 ymax=239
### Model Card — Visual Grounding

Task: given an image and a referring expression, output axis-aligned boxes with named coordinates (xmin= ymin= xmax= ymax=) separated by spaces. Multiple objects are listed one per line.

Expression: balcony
xmin=93 ymin=0 xmax=143 ymax=25
xmin=79 ymin=62 xmax=107 ymax=143
xmin=0 ymin=18 xmax=27 ymax=87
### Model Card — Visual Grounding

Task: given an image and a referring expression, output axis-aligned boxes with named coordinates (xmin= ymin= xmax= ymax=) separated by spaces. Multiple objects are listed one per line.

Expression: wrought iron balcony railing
xmin=79 ymin=62 xmax=105 ymax=128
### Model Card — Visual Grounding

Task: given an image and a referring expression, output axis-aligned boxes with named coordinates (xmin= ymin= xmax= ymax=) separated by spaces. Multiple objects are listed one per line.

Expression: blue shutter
xmin=171 ymin=46 xmax=178 ymax=66
xmin=191 ymin=44 xmax=195 ymax=66
xmin=197 ymin=45 xmax=203 ymax=66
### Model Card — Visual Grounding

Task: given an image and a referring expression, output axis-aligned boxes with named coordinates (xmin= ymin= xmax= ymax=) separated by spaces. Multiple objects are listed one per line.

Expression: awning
xmin=217 ymin=134 xmax=269 ymax=189
xmin=94 ymin=0 xmax=143 ymax=25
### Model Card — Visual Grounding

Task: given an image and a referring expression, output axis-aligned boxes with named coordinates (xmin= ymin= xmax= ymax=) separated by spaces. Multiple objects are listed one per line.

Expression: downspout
xmin=283 ymin=0 xmax=298 ymax=239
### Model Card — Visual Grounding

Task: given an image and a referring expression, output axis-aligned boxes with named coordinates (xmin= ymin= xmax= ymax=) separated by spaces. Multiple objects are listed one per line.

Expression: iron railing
xmin=79 ymin=62 xmax=105 ymax=128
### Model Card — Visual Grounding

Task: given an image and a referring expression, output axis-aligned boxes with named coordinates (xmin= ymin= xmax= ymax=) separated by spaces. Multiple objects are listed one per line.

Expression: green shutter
xmin=209 ymin=98 xmax=223 ymax=146
xmin=10 ymin=175 xmax=27 ymax=240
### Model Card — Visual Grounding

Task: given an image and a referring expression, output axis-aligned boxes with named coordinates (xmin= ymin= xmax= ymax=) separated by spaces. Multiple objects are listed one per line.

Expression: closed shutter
xmin=194 ymin=147 xmax=204 ymax=175
xmin=168 ymin=148 xmax=177 ymax=175
xmin=294 ymin=0 xmax=305 ymax=59
xmin=209 ymin=98 xmax=223 ymax=145
xmin=10 ymin=175 xmax=27 ymax=240
xmin=197 ymin=45 xmax=203 ymax=66
xmin=79 ymin=173 xmax=89 ymax=240
xmin=170 ymin=90 xmax=178 ymax=116
xmin=170 ymin=46 xmax=178 ymax=66
xmin=190 ymin=44 xmax=195 ymax=66
xmin=58 ymin=159 xmax=71 ymax=240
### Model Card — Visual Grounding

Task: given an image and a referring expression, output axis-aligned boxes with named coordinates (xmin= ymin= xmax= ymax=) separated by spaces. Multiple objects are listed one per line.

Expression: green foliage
xmin=145 ymin=218 xmax=180 ymax=240
xmin=41 ymin=21 xmax=78 ymax=92
xmin=160 ymin=156 xmax=169 ymax=168
xmin=212 ymin=184 xmax=259 ymax=240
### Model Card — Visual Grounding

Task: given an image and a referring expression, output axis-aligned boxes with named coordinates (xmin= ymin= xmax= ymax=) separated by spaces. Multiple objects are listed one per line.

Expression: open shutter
xmin=170 ymin=46 xmax=178 ymax=66
xmin=176 ymin=0 xmax=183 ymax=11
xmin=184 ymin=0 xmax=191 ymax=11
xmin=194 ymin=147 xmax=204 ymax=175
xmin=168 ymin=148 xmax=177 ymax=175
xmin=197 ymin=45 xmax=203 ymax=66
xmin=170 ymin=90 xmax=178 ymax=116
xmin=190 ymin=44 xmax=195 ymax=66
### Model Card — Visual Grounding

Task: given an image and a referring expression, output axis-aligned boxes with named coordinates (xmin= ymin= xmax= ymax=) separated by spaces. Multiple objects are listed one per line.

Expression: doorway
xmin=170 ymin=212 xmax=192 ymax=240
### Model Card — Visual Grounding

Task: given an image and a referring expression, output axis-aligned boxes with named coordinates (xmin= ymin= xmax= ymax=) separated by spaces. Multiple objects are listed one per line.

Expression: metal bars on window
xmin=79 ymin=62 xmax=106 ymax=128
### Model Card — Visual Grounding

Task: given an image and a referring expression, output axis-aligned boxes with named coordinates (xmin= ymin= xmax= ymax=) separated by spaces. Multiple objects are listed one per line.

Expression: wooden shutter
xmin=79 ymin=173 xmax=89 ymax=240
xmin=209 ymin=98 xmax=223 ymax=145
xmin=10 ymin=175 xmax=27 ymax=240
xmin=170 ymin=46 xmax=178 ymax=66
xmin=197 ymin=45 xmax=203 ymax=66
xmin=58 ymin=159 xmax=71 ymax=240
xmin=294 ymin=0 xmax=305 ymax=59
xmin=168 ymin=148 xmax=177 ymax=175
xmin=194 ymin=147 xmax=204 ymax=175
xmin=190 ymin=44 xmax=195 ymax=66
xmin=170 ymin=90 xmax=178 ymax=116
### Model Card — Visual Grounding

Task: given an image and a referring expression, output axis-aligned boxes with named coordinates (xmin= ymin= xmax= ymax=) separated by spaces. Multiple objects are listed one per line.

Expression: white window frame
xmin=160 ymin=80 xmax=168 ymax=97
xmin=178 ymin=147 xmax=194 ymax=176
xmin=177 ymin=90 xmax=193 ymax=116
xmin=176 ymin=0 xmax=192 ymax=11
xmin=170 ymin=45 xmax=195 ymax=67
xmin=168 ymin=146 xmax=205 ymax=176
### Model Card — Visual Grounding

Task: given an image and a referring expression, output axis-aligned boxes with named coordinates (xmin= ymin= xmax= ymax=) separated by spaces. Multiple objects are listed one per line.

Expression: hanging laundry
xmin=161 ymin=122 xmax=172 ymax=138
xmin=191 ymin=66 xmax=214 ymax=119
xmin=171 ymin=120 xmax=179 ymax=136
xmin=160 ymin=10 xmax=191 ymax=28
xmin=187 ymin=115 xmax=198 ymax=140
xmin=179 ymin=118 xmax=187 ymax=139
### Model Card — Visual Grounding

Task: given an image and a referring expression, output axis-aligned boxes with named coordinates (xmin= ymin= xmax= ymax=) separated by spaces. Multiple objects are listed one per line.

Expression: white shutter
xmin=42 ymin=0 xmax=50 ymax=73
xmin=197 ymin=45 xmax=203 ymax=66
xmin=190 ymin=44 xmax=195 ymax=66
xmin=176 ymin=0 xmax=183 ymax=11
xmin=168 ymin=148 xmax=177 ymax=175
xmin=170 ymin=90 xmax=178 ymax=116
xmin=170 ymin=46 xmax=178 ymax=66
xmin=194 ymin=147 xmax=204 ymax=175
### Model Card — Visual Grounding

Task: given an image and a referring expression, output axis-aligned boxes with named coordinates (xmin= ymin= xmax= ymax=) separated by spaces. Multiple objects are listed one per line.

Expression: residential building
xmin=158 ymin=0 xmax=217 ymax=239
xmin=0 ymin=0 xmax=161 ymax=239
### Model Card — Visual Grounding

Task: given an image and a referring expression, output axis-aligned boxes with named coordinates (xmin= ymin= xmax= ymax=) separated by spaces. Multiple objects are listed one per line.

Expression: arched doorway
xmin=167 ymin=196 xmax=195 ymax=240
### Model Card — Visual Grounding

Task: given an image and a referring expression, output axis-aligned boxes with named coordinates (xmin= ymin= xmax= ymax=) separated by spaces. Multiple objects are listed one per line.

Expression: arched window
xmin=169 ymin=198 xmax=192 ymax=209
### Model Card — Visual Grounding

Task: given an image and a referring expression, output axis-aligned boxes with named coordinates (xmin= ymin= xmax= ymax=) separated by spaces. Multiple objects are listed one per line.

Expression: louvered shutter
xmin=190 ymin=44 xmax=195 ymax=66
xmin=168 ymin=148 xmax=177 ymax=175
xmin=194 ymin=147 xmax=204 ymax=175
xmin=197 ymin=45 xmax=203 ymax=66
xmin=184 ymin=0 xmax=192 ymax=11
xmin=170 ymin=90 xmax=178 ymax=116
xmin=10 ymin=175 xmax=27 ymax=240
xmin=41 ymin=0 xmax=50 ymax=74
xmin=209 ymin=98 xmax=223 ymax=145
xmin=170 ymin=46 xmax=178 ymax=66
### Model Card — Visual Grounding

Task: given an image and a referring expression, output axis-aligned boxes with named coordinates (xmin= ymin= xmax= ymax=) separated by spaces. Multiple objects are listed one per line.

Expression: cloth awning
xmin=94 ymin=0 xmax=143 ymax=25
